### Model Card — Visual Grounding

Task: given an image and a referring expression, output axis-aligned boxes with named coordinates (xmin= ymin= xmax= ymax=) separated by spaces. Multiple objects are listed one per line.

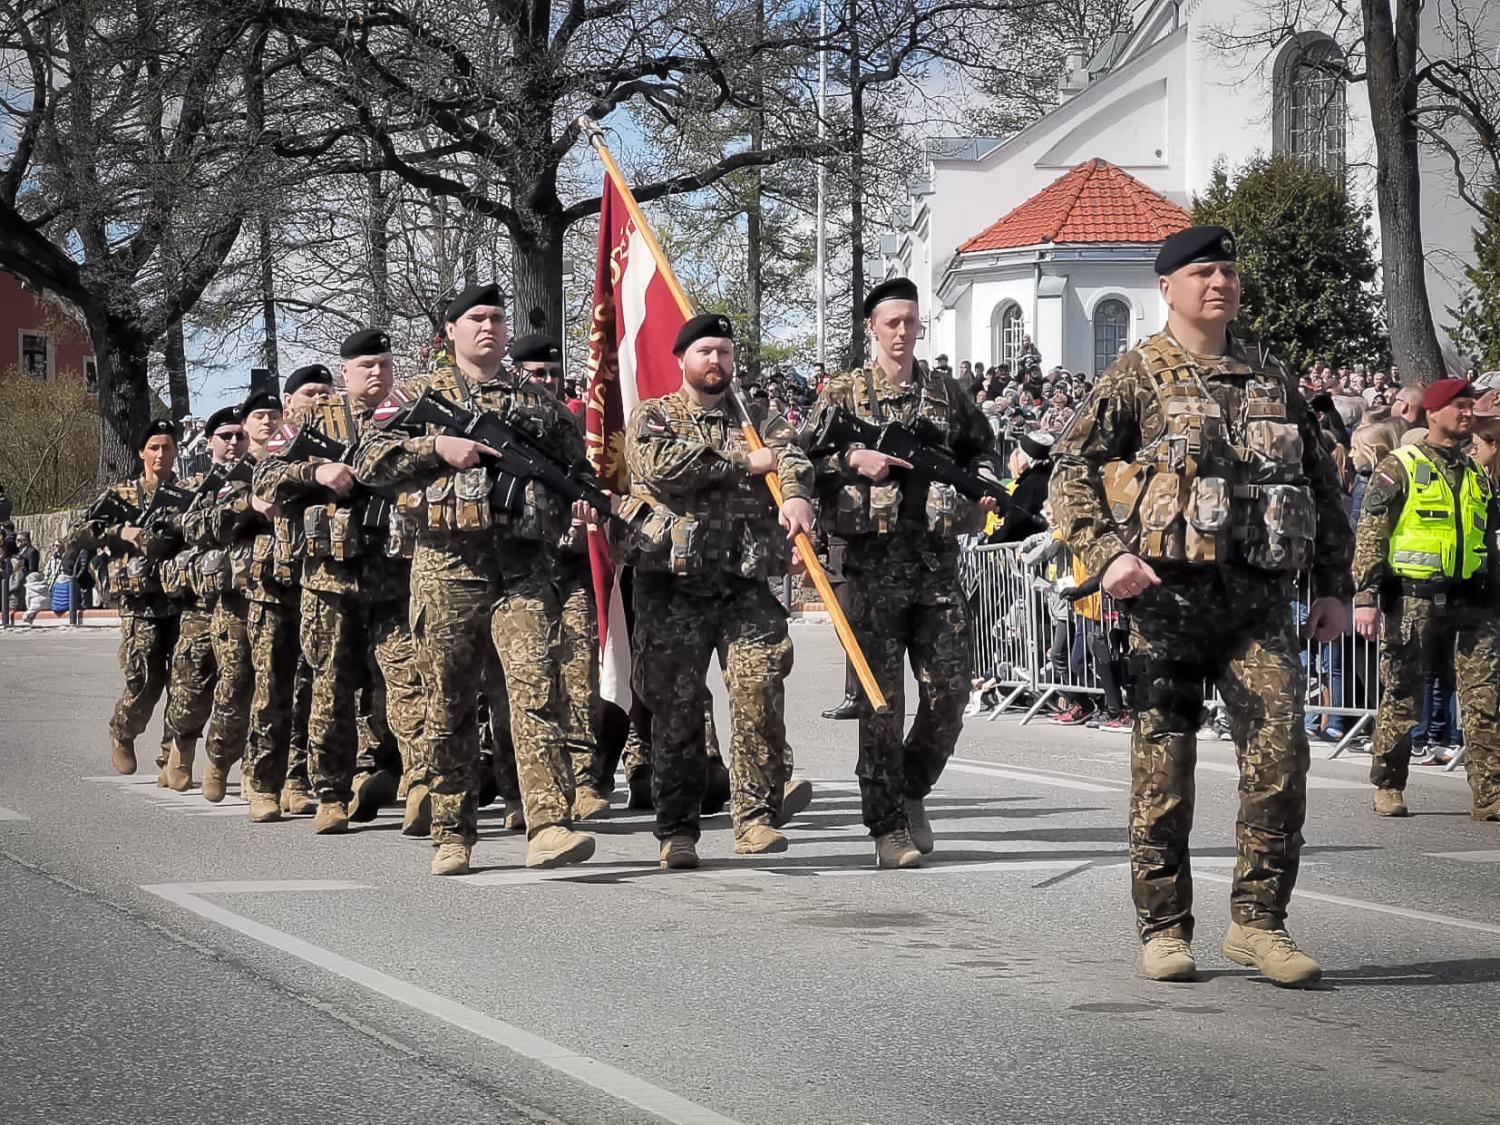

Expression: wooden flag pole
xmin=578 ymin=115 xmax=889 ymax=714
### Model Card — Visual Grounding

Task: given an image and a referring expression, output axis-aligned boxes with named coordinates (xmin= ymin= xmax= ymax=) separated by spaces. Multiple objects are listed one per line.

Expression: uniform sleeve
xmin=353 ymin=375 xmax=444 ymax=488
xmin=624 ymin=401 xmax=749 ymax=497
xmin=1351 ymin=453 xmax=1408 ymax=607
xmin=1287 ymin=380 xmax=1355 ymax=600
xmin=64 ymin=485 xmax=131 ymax=554
xmin=1047 ymin=358 xmax=1146 ymax=580
xmin=252 ymin=453 xmax=324 ymax=505
xmin=801 ymin=376 xmax=860 ymax=484
xmin=763 ymin=415 xmax=814 ymax=501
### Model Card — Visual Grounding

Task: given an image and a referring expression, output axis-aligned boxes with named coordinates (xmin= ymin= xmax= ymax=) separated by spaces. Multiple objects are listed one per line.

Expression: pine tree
xmin=1447 ymin=189 xmax=1500 ymax=370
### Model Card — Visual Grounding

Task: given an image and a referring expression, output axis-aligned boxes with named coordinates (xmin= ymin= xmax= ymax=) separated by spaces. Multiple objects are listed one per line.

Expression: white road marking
xmin=1195 ymin=872 xmax=1500 ymax=936
xmin=143 ymin=880 xmax=747 ymax=1125
xmin=0 ymin=804 xmax=27 ymax=821
xmin=946 ymin=760 xmax=1123 ymax=793
xmin=1425 ymin=850 xmax=1500 ymax=864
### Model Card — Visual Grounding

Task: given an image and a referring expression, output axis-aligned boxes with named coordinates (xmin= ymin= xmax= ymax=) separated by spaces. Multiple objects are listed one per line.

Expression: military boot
xmin=201 ymin=760 xmax=229 ymax=803
xmin=1141 ymin=936 xmax=1196 ymax=982
xmin=165 ymin=738 xmax=196 ymax=792
xmin=734 ymin=823 xmax=788 ymax=855
xmin=626 ymin=767 xmax=654 ymax=811
xmin=573 ymin=785 xmax=611 ymax=821
xmin=1472 ymin=802 xmax=1500 ymax=822
xmin=701 ymin=754 xmax=731 ymax=816
xmin=110 ymin=735 xmax=137 ymax=776
xmin=402 ymin=784 xmax=432 ymax=838
xmin=874 ymin=828 xmax=923 ymax=869
xmin=525 ymin=825 xmax=596 ymax=869
xmin=246 ymin=788 xmax=282 ymax=823
xmin=659 ymin=835 xmax=699 ymax=870
xmin=502 ymin=798 xmax=526 ymax=832
xmin=313 ymin=800 xmax=349 ymax=835
xmin=904 ymin=798 xmax=935 ymax=854
xmin=1221 ymin=923 xmax=1322 ymax=987
xmin=431 ymin=841 xmax=471 ymax=876
xmin=773 ymin=778 xmax=813 ymax=827
xmin=280 ymin=784 xmax=317 ymax=817
xmin=1373 ymin=789 xmax=1410 ymax=817
xmin=349 ymin=769 xmax=398 ymax=824
xmin=156 ymin=764 xmax=171 ymax=788
xmin=821 ymin=695 xmax=860 ymax=720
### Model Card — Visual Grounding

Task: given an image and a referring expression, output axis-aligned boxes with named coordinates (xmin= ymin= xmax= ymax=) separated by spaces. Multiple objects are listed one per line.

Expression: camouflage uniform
xmin=1353 ymin=440 xmax=1500 ymax=809
xmin=354 ymin=366 xmax=588 ymax=849
xmin=1050 ymin=331 xmax=1353 ymax=941
xmin=623 ymin=388 xmax=811 ymax=841
xmin=160 ymin=472 xmax=218 ymax=751
xmin=254 ymin=395 xmax=428 ymax=805
xmin=67 ymin=477 xmax=183 ymax=764
xmin=804 ymin=367 xmax=997 ymax=836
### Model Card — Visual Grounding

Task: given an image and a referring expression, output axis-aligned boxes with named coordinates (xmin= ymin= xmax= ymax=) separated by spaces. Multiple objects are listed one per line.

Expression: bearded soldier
xmin=623 ymin=314 xmax=815 ymax=869
xmin=1049 ymin=226 xmax=1354 ymax=986
xmin=804 ymin=278 xmax=1000 ymax=869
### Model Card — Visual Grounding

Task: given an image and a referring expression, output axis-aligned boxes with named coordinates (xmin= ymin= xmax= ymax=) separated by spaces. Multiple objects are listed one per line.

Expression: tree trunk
xmin=93 ymin=309 xmax=151 ymax=480
xmin=846 ymin=0 xmax=867 ymax=371
xmin=1361 ymin=0 xmax=1447 ymax=383
xmin=163 ymin=320 xmax=189 ymax=420
xmin=257 ymin=210 xmax=279 ymax=377
xmin=367 ymin=170 xmax=391 ymax=324
xmin=511 ymin=217 xmax=564 ymax=338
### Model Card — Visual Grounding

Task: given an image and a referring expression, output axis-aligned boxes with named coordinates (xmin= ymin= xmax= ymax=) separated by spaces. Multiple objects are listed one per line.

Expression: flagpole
xmin=577 ymin=116 xmax=889 ymax=714
xmin=815 ymin=0 xmax=827 ymax=372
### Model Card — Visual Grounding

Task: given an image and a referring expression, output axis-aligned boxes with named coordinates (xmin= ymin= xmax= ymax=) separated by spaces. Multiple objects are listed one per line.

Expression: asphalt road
xmin=2 ymin=624 xmax=1499 ymax=1125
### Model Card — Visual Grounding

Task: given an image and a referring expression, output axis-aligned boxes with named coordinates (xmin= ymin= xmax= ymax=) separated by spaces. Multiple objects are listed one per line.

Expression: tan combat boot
xmin=904 ymin=798 xmax=935 ymax=854
xmin=402 ymin=784 xmax=432 ymax=837
xmin=772 ymin=778 xmax=813 ymax=827
xmin=1373 ymin=789 xmax=1410 ymax=817
xmin=572 ymin=785 xmax=611 ymax=821
xmin=525 ymin=825 xmax=596 ymax=869
xmin=246 ymin=788 xmax=282 ymax=823
xmin=1221 ymin=923 xmax=1322 ymax=987
xmin=1473 ymin=802 xmax=1500 ymax=822
xmin=874 ymin=827 xmax=923 ymax=869
xmin=1141 ymin=935 xmax=1197 ymax=981
xmin=349 ymin=770 xmax=398 ymax=824
xmin=165 ymin=738 xmax=196 ymax=792
xmin=735 ymin=823 xmax=788 ymax=855
xmin=502 ymin=798 xmax=526 ymax=832
xmin=313 ymin=800 xmax=349 ymax=835
xmin=110 ymin=736 xmax=137 ymax=776
xmin=201 ymin=760 xmax=229 ymax=803
xmin=659 ymin=836 xmax=699 ymax=870
xmin=280 ymin=784 xmax=317 ymax=816
xmin=431 ymin=841 xmax=471 ymax=876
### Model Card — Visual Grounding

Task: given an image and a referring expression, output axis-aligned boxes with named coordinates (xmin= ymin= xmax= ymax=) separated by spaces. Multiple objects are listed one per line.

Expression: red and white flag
xmin=584 ymin=176 xmax=688 ymax=708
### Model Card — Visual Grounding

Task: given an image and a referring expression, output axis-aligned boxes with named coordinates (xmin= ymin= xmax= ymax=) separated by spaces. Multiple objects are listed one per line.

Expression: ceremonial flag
xmin=584 ymin=176 xmax=688 ymax=708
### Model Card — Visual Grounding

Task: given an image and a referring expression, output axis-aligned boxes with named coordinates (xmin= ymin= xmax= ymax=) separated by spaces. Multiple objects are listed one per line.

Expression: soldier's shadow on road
xmin=1193 ymin=955 xmax=1500 ymax=992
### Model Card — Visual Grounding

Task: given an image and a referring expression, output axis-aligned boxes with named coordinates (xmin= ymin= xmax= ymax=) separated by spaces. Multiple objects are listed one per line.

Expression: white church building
xmin=883 ymin=0 xmax=1487 ymax=376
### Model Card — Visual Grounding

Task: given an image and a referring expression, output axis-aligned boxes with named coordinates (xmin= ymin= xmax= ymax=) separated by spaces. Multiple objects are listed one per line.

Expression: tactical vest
xmin=106 ymin=480 xmax=163 ymax=597
xmin=1100 ymin=334 xmax=1316 ymax=572
xmin=826 ymin=367 xmax=980 ymax=539
xmin=1387 ymin=445 xmax=1490 ymax=582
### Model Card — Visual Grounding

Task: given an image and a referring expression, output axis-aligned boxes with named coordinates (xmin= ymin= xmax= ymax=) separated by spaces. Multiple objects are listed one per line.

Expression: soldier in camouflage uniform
xmin=623 ymin=314 xmax=815 ymax=869
xmin=355 ymin=283 xmax=596 ymax=876
xmin=1049 ymin=226 xmax=1353 ymax=986
xmin=67 ymin=419 xmax=185 ymax=777
xmin=1351 ymin=378 xmax=1500 ymax=819
xmin=804 ymin=278 xmax=1000 ymax=870
xmin=254 ymin=333 xmax=431 ymax=836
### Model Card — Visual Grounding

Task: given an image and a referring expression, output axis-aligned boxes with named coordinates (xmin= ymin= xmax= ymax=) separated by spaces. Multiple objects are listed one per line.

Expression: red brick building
xmin=0 ymin=270 xmax=96 ymax=387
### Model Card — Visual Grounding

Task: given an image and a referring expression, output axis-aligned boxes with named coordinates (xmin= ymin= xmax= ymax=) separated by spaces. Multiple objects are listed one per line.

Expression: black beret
xmin=672 ymin=313 xmax=735 ymax=356
xmin=203 ymin=406 xmax=241 ymax=438
xmin=444 ymin=283 xmax=506 ymax=322
xmin=1154 ymin=225 xmax=1237 ymax=275
xmin=1018 ymin=430 xmax=1056 ymax=461
xmin=284 ymin=364 xmax=333 ymax=395
xmin=862 ymin=277 xmax=919 ymax=318
xmin=510 ymin=333 xmax=562 ymax=364
xmin=134 ymin=417 xmax=179 ymax=451
xmin=241 ymin=390 xmax=283 ymax=417
xmin=339 ymin=328 xmax=391 ymax=360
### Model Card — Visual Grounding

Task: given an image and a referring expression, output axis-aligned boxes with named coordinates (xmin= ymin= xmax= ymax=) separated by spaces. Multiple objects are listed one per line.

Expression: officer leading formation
xmin=71 ymin=237 xmax=1491 ymax=986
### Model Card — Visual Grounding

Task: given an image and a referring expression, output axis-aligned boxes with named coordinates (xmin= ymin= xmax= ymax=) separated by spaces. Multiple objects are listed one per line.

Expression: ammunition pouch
xmin=1238 ymin=482 xmax=1316 ymax=572
xmin=1184 ymin=476 xmax=1231 ymax=564
xmin=304 ymin=504 xmax=334 ymax=558
xmin=1137 ymin=470 xmax=1187 ymax=561
xmin=925 ymin=481 xmax=981 ymax=537
xmin=158 ymin=550 xmax=196 ymax=599
xmin=669 ymin=515 xmax=704 ymax=576
xmin=108 ymin=554 xmax=160 ymax=598
xmin=197 ymin=548 xmax=233 ymax=597
xmin=495 ymin=479 xmax=569 ymax=544
xmin=329 ymin=506 xmax=361 ymax=562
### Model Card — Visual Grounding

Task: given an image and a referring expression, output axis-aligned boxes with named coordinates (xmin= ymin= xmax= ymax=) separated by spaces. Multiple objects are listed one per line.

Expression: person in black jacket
xmin=990 ymin=430 xmax=1054 ymax=543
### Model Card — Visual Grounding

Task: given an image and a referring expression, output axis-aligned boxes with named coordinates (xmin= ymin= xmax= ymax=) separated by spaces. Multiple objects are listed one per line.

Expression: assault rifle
xmin=275 ymin=420 xmax=392 ymax=531
xmin=403 ymin=388 xmax=620 ymax=527
xmin=806 ymin=406 xmax=1021 ymax=523
xmin=86 ymin=480 xmax=195 ymax=531
xmin=195 ymin=457 xmax=253 ymax=499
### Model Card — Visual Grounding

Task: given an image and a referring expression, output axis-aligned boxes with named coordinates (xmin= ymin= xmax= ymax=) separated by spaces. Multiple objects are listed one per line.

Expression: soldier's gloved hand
xmin=1307 ymin=597 xmax=1348 ymax=643
xmin=314 ymin=463 xmax=356 ymax=496
xmin=778 ymin=497 xmax=814 ymax=541
xmin=435 ymin=435 xmax=499 ymax=470
xmin=746 ymin=447 xmax=778 ymax=476
xmin=1102 ymin=553 xmax=1161 ymax=600
xmin=1352 ymin=605 xmax=1378 ymax=641
xmin=846 ymin=448 xmax=913 ymax=482
xmin=571 ymin=499 xmax=597 ymax=526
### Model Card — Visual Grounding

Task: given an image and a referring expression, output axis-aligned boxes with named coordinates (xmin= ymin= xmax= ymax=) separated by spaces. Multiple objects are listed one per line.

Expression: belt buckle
xmin=1434 ymin=592 xmax=1448 ymax=607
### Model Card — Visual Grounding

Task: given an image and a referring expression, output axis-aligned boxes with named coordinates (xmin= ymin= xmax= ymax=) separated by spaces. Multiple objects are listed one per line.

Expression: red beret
xmin=1421 ymin=378 xmax=1474 ymax=413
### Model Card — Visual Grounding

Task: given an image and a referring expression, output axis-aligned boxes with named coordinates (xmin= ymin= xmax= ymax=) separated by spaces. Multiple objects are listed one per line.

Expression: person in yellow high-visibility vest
xmin=1353 ymin=378 xmax=1500 ymax=819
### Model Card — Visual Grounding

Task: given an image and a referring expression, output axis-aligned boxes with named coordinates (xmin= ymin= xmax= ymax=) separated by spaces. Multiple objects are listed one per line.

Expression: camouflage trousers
xmin=164 ymin=605 xmax=216 ymax=747
xmin=111 ymin=613 xmax=178 ymax=763
xmin=242 ymin=599 xmax=302 ymax=796
xmin=1128 ymin=567 xmax=1308 ymax=942
xmin=631 ymin=570 xmax=792 ymax=842
xmin=206 ymin=593 xmax=253 ymax=770
xmin=301 ymin=586 xmax=429 ymax=803
xmin=1372 ymin=594 xmax=1500 ymax=809
xmin=555 ymin=555 xmax=605 ymax=793
xmin=410 ymin=567 xmax=575 ymax=848
xmin=843 ymin=545 xmax=970 ymax=837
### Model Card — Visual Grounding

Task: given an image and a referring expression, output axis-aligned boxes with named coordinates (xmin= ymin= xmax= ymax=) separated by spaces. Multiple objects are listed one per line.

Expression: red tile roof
xmin=958 ymin=159 xmax=1191 ymax=253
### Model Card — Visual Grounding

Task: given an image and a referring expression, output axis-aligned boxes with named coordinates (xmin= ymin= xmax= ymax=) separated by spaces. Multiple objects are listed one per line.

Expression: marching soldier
xmin=355 ymin=283 xmax=596 ymax=876
xmin=253 ymin=330 xmax=431 ymax=835
xmin=67 ymin=419 xmax=185 ymax=777
xmin=1049 ymin=226 xmax=1354 ymax=986
xmin=1353 ymin=378 xmax=1500 ymax=819
xmin=623 ymin=314 xmax=814 ymax=869
xmin=804 ymin=278 xmax=1000 ymax=869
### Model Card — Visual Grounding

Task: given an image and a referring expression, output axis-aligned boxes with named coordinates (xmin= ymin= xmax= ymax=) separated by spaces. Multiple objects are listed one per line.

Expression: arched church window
xmin=1273 ymin=35 xmax=1346 ymax=173
xmin=991 ymin=302 xmax=1025 ymax=368
xmin=1092 ymin=298 xmax=1130 ymax=376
